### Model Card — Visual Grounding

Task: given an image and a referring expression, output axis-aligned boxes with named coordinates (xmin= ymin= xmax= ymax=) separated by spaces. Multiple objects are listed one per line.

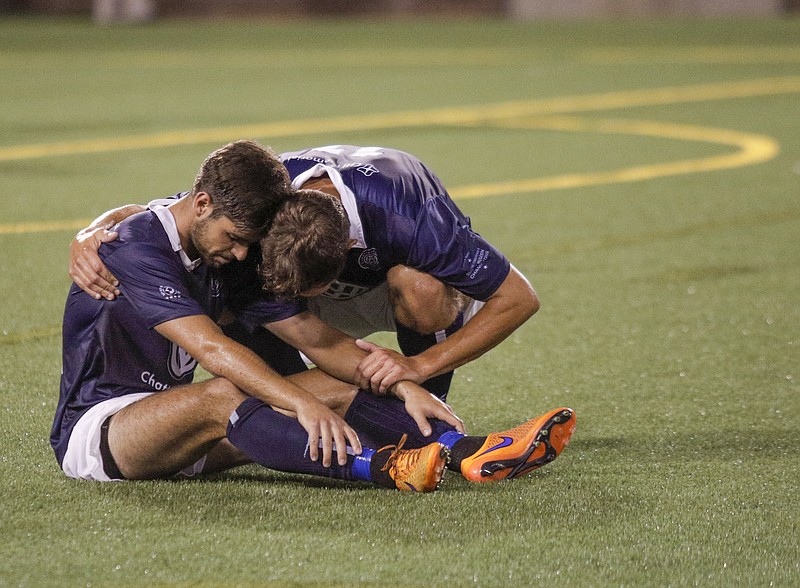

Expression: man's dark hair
xmin=192 ymin=140 xmax=291 ymax=236
xmin=259 ymin=189 xmax=350 ymax=297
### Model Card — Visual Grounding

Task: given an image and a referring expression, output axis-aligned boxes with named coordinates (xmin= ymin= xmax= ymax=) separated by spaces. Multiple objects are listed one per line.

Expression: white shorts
xmin=307 ymin=282 xmax=484 ymax=340
xmin=307 ymin=282 xmax=395 ymax=339
xmin=61 ymin=393 xmax=207 ymax=482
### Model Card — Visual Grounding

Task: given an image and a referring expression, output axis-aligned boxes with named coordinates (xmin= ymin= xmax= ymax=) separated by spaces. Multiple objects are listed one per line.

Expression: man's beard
xmin=190 ymin=218 xmax=234 ymax=267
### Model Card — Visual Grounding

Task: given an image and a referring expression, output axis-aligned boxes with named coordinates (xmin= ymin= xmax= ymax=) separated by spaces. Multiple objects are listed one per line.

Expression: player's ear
xmin=193 ymin=192 xmax=214 ymax=218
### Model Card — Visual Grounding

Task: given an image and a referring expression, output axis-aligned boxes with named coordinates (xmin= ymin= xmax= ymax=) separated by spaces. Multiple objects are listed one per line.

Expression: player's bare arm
xmin=69 ymin=204 xmax=145 ymax=300
xmin=265 ymin=311 xmax=370 ymax=386
xmin=356 ymin=266 xmax=539 ymax=392
xmin=155 ymin=313 xmax=362 ymax=467
xmin=266 ymin=311 xmax=465 ymax=435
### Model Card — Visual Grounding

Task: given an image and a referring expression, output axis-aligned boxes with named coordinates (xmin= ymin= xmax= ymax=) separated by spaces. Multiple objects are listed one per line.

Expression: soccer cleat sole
xmin=464 ymin=407 xmax=576 ymax=482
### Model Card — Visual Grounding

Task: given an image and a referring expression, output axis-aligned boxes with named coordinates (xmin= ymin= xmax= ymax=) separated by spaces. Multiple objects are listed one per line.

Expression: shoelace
xmin=379 ymin=433 xmax=409 ymax=473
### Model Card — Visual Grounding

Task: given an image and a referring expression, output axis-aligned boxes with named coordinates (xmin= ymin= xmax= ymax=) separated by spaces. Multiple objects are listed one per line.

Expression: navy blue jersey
xmin=52 ymin=200 xmax=315 ymax=463
xmin=280 ymin=145 xmax=510 ymax=301
xmin=51 ymin=207 xmax=227 ymax=465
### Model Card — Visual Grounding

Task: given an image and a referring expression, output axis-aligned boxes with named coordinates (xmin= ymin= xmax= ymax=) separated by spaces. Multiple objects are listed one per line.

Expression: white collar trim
xmin=291 ymin=164 xmax=366 ymax=248
xmin=152 ymin=204 xmax=201 ymax=271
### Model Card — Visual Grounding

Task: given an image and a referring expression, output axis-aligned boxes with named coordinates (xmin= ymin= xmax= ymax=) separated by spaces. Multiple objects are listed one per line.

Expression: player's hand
xmin=69 ymin=227 xmax=120 ymax=300
xmin=391 ymin=381 xmax=465 ymax=437
xmin=354 ymin=339 xmax=426 ymax=394
xmin=295 ymin=399 xmax=362 ymax=467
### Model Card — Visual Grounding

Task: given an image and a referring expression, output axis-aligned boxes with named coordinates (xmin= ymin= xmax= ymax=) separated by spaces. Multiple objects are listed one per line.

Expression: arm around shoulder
xmin=69 ymin=203 xmax=147 ymax=300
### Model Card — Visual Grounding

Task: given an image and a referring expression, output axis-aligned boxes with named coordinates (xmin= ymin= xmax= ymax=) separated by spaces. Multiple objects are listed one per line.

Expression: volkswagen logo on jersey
xmin=357 ymin=248 xmax=380 ymax=270
xmin=168 ymin=342 xmax=197 ymax=379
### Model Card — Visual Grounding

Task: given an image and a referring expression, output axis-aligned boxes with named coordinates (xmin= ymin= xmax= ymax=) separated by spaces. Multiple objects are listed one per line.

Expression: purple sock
xmin=343 ymin=390 xmax=457 ymax=449
xmin=227 ymin=397 xmax=371 ymax=482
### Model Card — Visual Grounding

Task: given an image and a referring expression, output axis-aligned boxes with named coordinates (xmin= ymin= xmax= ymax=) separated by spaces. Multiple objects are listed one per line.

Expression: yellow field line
xmin=450 ymin=116 xmax=778 ymax=199
xmin=1 ymin=76 xmax=797 ymax=163
xmin=1 ymin=76 xmax=797 ymax=235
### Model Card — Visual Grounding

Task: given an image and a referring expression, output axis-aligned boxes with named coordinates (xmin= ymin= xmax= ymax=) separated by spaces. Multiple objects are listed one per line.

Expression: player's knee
xmin=202 ymin=378 xmax=248 ymax=409
xmin=388 ymin=266 xmax=463 ymax=334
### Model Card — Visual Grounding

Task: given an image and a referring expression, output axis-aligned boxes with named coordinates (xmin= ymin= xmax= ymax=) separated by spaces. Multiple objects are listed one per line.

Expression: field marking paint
xmin=450 ymin=116 xmax=778 ymax=199
xmin=1 ymin=76 xmax=797 ymax=163
xmin=0 ymin=76 xmax=797 ymax=236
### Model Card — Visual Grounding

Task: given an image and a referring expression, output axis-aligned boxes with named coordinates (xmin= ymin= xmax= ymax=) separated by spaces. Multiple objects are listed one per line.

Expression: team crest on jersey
xmin=356 ymin=164 xmax=379 ymax=177
xmin=358 ymin=248 xmax=380 ymax=270
xmin=168 ymin=342 xmax=197 ymax=379
xmin=159 ymin=285 xmax=182 ymax=300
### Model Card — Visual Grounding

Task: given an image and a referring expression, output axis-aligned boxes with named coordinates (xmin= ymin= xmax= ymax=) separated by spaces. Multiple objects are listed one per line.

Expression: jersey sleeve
xmin=407 ymin=196 xmax=510 ymax=301
xmin=232 ymin=295 xmax=308 ymax=333
xmin=104 ymin=243 xmax=206 ymax=329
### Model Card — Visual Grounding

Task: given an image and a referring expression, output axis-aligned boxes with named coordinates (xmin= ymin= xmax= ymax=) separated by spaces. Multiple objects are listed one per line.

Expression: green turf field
xmin=1 ymin=15 xmax=798 ymax=587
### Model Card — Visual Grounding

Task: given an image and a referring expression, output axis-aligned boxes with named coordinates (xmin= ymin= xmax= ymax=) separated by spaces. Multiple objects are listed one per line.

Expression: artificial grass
xmin=1 ymin=16 xmax=798 ymax=587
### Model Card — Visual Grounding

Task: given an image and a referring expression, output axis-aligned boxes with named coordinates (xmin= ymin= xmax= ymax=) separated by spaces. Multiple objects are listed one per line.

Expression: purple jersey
xmin=51 ymin=207 xmax=227 ymax=465
xmin=280 ymin=145 xmax=510 ymax=301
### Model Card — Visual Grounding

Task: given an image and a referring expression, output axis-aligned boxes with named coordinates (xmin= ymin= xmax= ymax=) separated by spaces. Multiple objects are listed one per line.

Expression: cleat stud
xmin=562 ymin=410 xmax=571 ymax=417
xmin=540 ymin=429 xmax=549 ymax=437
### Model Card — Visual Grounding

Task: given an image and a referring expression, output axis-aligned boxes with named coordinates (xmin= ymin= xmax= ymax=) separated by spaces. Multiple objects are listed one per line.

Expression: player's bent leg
xmin=108 ymin=377 xmax=248 ymax=480
xmin=459 ymin=408 xmax=577 ymax=482
xmin=387 ymin=265 xmax=468 ymax=399
xmin=197 ymin=438 xmax=251 ymax=475
xmin=395 ymin=322 xmax=457 ymax=400
xmin=227 ymin=398 xmax=447 ymax=492
xmin=387 ymin=265 xmax=466 ymax=335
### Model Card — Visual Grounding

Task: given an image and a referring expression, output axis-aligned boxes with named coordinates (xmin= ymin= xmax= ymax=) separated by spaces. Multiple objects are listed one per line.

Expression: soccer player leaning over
xmin=65 ymin=143 xmax=576 ymax=488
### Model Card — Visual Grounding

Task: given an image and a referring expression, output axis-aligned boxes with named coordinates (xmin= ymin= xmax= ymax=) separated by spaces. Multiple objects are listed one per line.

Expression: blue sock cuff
xmin=351 ymin=447 xmax=376 ymax=482
xmin=437 ymin=430 xmax=466 ymax=451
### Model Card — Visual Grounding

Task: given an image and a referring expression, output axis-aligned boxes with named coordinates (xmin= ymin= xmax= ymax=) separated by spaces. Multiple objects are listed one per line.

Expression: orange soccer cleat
xmin=460 ymin=407 xmax=576 ymax=483
xmin=378 ymin=434 xmax=450 ymax=493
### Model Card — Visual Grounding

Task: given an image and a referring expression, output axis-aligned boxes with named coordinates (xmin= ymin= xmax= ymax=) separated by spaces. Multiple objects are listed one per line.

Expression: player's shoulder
xmin=104 ymin=209 xmax=172 ymax=261
xmin=281 ymin=145 xmax=419 ymax=173
xmin=116 ymin=211 xmax=162 ymax=243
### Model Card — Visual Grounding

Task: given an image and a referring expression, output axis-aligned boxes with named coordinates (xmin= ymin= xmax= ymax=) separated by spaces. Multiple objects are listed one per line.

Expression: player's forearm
xmin=266 ymin=313 xmax=367 ymax=385
xmin=305 ymin=339 xmax=367 ymax=385
xmin=159 ymin=316 xmax=318 ymax=414
xmin=416 ymin=269 xmax=539 ymax=379
xmin=284 ymin=327 xmax=367 ymax=385
xmin=200 ymin=336 xmax=320 ymax=413
xmin=415 ymin=306 xmax=524 ymax=379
